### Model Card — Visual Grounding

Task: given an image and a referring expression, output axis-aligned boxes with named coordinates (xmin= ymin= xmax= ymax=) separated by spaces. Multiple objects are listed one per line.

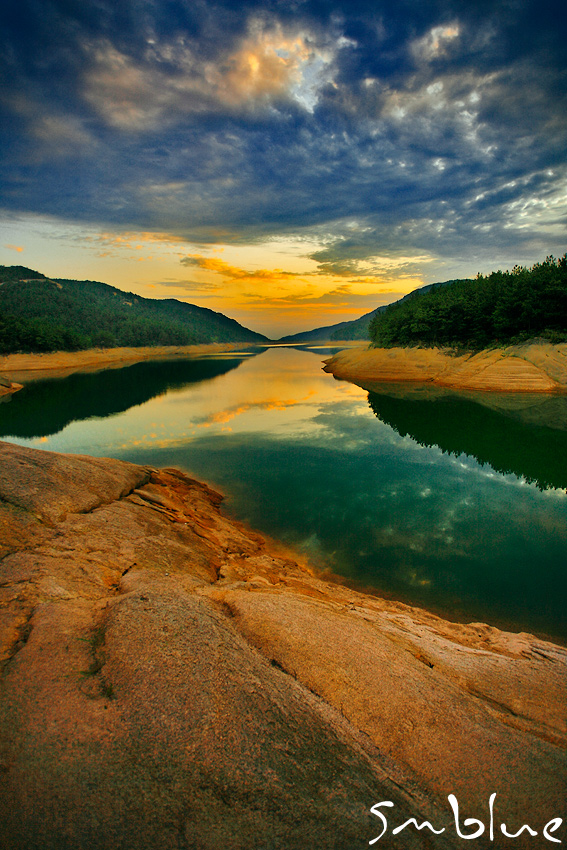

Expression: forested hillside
xmin=278 ymin=280 xmax=459 ymax=343
xmin=369 ymin=256 xmax=567 ymax=349
xmin=0 ymin=267 xmax=268 ymax=353
xmin=276 ymin=312 xmax=376 ymax=343
xmin=328 ymin=281 xmax=459 ymax=341
xmin=329 ymin=308 xmax=382 ymax=341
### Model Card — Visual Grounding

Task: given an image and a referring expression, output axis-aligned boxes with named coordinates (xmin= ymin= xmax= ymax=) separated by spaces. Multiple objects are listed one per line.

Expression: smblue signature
xmin=370 ymin=794 xmax=564 ymax=844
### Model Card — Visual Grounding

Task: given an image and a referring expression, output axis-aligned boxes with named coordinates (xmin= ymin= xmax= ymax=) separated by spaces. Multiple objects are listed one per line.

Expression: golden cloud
xmin=181 ymin=254 xmax=300 ymax=282
xmin=178 ymin=253 xmax=420 ymax=304
xmin=411 ymin=23 xmax=460 ymax=62
xmin=83 ymin=27 xmax=334 ymax=130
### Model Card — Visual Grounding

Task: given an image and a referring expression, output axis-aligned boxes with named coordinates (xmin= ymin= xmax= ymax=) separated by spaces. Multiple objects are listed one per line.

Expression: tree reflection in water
xmin=367 ymin=386 xmax=567 ymax=492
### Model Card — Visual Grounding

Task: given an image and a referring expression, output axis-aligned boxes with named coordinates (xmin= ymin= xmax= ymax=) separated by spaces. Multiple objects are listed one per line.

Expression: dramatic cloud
xmin=81 ymin=23 xmax=338 ymax=130
xmin=0 ymin=0 xmax=565 ymax=323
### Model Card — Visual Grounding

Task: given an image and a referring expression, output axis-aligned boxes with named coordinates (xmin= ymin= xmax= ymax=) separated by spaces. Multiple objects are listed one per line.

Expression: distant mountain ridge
xmin=0 ymin=266 xmax=268 ymax=353
xmin=276 ymin=307 xmax=381 ymax=344
xmin=277 ymin=280 xmax=461 ymax=343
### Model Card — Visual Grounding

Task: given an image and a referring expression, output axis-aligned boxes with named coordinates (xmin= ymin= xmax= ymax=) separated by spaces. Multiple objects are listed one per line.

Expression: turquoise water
xmin=2 ymin=345 xmax=566 ymax=642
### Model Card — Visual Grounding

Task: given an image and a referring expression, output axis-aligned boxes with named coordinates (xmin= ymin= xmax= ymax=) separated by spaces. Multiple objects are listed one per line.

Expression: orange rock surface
xmin=323 ymin=342 xmax=567 ymax=393
xmin=0 ymin=374 xmax=22 ymax=398
xmin=0 ymin=441 xmax=565 ymax=848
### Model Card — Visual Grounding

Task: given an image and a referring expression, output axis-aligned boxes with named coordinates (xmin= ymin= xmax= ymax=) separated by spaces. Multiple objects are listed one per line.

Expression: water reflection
xmin=0 ymin=356 xmax=253 ymax=439
xmin=366 ymin=387 xmax=567 ymax=491
xmin=2 ymin=346 xmax=566 ymax=642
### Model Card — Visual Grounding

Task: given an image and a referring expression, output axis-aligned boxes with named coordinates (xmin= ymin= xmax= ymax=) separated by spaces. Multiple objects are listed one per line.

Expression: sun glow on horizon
xmin=0 ymin=216 xmax=429 ymax=337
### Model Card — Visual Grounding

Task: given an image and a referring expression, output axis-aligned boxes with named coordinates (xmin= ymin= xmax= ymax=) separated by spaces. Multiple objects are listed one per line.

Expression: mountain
xmin=0 ymin=266 xmax=269 ymax=353
xmin=276 ymin=280 xmax=460 ymax=343
xmin=275 ymin=307 xmax=380 ymax=344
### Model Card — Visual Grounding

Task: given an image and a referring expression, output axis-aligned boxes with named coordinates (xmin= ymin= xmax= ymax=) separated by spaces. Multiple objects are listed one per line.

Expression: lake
xmin=2 ymin=344 xmax=566 ymax=643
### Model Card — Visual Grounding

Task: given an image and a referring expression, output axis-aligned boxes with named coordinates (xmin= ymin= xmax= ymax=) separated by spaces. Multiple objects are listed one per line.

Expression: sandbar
xmin=323 ymin=342 xmax=567 ymax=393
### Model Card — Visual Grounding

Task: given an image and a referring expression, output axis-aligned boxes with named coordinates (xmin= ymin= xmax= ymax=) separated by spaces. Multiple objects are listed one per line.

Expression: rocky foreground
xmin=0 ymin=441 xmax=565 ymax=850
xmin=323 ymin=342 xmax=567 ymax=393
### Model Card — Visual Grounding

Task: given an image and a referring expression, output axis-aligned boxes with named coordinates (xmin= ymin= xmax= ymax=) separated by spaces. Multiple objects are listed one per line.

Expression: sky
xmin=1 ymin=0 xmax=566 ymax=338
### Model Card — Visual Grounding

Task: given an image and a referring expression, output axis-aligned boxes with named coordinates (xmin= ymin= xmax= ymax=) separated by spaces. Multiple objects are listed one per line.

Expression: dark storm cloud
xmin=1 ymin=0 xmax=565 ymax=266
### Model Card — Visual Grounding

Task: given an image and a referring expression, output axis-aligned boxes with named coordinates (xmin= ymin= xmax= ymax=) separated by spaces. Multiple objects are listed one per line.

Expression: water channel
xmin=2 ymin=344 xmax=566 ymax=642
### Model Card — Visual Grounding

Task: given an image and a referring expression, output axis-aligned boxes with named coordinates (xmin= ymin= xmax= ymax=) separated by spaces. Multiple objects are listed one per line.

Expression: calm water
xmin=2 ymin=345 xmax=566 ymax=642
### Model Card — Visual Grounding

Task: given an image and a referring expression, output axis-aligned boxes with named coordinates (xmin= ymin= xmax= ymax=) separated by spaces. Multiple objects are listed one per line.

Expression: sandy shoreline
xmin=0 ymin=342 xmax=256 ymax=391
xmin=322 ymin=341 xmax=567 ymax=393
xmin=8 ymin=339 xmax=566 ymax=397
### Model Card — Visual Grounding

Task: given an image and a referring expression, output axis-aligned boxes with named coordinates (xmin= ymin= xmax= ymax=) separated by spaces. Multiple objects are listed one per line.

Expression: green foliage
xmin=330 ymin=314 xmax=375 ymax=341
xmin=0 ymin=265 xmax=46 ymax=282
xmin=369 ymin=255 xmax=567 ymax=349
xmin=0 ymin=267 xmax=267 ymax=353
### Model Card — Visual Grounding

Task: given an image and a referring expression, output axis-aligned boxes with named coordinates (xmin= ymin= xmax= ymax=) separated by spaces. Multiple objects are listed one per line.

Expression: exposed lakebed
xmin=2 ymin=344 xmax=566 ymax=641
